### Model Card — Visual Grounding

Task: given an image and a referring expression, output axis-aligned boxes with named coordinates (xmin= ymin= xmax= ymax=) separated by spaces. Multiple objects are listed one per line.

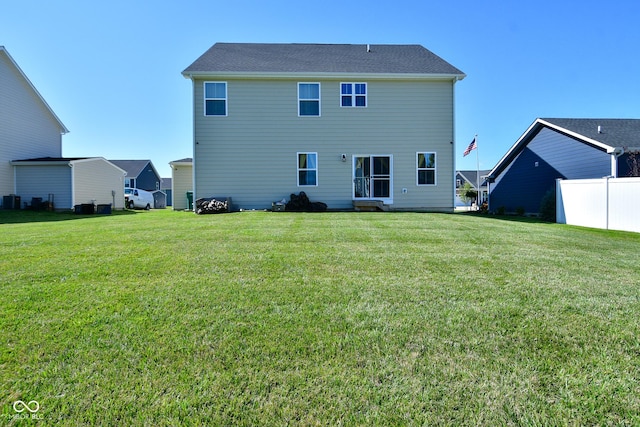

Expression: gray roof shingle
xmin=110 ymin=160 xmax=153 ymax=178
xmin=541 ymin=118 xmax=640 ymax=148
xmin=11 ymin=157 xmax=89 ymax=162
xmin=183 ymin=43 xmax=465 ymax=77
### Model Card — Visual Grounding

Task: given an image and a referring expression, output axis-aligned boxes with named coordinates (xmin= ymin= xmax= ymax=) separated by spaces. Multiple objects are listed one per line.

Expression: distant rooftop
xmin=110 ymin=160 xmax=154 ymax=177
xmin=12 ymin=157 xmax=89 ymax=162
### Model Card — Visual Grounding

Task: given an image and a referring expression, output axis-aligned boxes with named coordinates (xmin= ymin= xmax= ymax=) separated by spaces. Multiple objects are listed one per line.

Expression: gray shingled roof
xmin=110 ymin=160 xmax=153 ymax=178
xmin=183 ymin=43 xmax=465 ymax=77
xmin=11 ymin=157 xmax=89 ymax=162
xmin=541 ymin=118 xmax=640 ymax=148
xmin=458 ymin=170 xmax=491 ymax=187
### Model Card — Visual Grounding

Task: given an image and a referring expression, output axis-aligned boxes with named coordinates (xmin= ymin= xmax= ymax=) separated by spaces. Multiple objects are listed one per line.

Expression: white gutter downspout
xmin=607 ymin=147 xmax=640 ymax=177
xmin=604 ymin=176 xmax=609 ymax=230
xmin=191 ymin=77 xmax=197 ymax=210
xmin=607 ymin=148 xmax=623 ymax=178
xmin=451 ymin=77 xmax=456 ymax=211
xmin=69 ymin=161 xmax=75 ymax=209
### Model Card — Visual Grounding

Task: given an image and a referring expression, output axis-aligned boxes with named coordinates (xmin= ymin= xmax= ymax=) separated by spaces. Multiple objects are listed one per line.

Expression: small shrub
xmin=516 ymin=207 xmax=525 ymax=216
xmin=539 ymin=188 xmax=556 ymax=222
xmin=497 ymin=206 xmax=505 ymax=215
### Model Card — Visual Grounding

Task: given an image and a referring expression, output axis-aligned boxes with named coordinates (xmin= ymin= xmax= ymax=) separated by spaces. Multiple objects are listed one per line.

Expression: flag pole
xmin=475 ymin=134 xmax=480 ymax=208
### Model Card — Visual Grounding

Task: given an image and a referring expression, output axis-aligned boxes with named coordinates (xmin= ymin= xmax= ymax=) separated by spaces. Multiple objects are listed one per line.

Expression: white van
xmin=124 ymin=188 xmax=154 ymax=210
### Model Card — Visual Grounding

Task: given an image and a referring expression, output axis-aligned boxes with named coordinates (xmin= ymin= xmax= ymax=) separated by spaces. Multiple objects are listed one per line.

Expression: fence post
xmin=555 ymin=178 xmax=563 ymax=224
xmin=604 ymin=176 xmax=609 ymax=230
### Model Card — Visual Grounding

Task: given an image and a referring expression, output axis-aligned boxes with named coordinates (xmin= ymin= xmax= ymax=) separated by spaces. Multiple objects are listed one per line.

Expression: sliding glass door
xmin=353 ymin=155 xmax=392 ymax=202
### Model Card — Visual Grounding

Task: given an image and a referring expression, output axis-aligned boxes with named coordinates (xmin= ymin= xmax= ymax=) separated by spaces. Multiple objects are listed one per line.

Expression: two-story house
xmin=1 ymin=46 xmax=68 ymax=200
xmin=182 ymin=43 xmax=465 ymax=211
xmin=2 ymin=46 xmax=126 ymax=211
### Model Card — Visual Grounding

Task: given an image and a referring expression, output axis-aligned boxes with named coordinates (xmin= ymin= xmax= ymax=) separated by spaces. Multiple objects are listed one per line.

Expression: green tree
xmin=459 ymin=182 xmax=477 ymax=207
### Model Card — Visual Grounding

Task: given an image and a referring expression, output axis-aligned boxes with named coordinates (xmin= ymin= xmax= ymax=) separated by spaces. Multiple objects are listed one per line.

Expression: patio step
xmin=352 ymin=200 xmax=389 ymax=212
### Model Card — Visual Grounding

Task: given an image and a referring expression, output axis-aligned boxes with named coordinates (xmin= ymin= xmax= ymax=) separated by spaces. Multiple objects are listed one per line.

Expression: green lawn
xmin=1 ymin=209 xmax=639 ymax=425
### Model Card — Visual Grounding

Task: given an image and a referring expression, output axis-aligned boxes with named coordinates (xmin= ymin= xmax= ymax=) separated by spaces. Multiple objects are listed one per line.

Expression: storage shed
xmin=10 ymin=157 xmax=127 ymax=210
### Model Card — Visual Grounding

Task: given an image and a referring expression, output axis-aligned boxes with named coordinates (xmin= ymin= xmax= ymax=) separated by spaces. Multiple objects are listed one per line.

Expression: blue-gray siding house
xmin=488 ymin=118 xmax=640 ymax=214
xmin=455 ymin=169 xmax=490 ymax=206
xmin=110 ymin=160 xmax=162 ymax=192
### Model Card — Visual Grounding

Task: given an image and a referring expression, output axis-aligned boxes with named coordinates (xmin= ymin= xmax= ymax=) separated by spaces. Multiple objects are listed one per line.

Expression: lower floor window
xmin=298 ymin=152 xmax=317 ymax=186
xmin=417 ymin=152 xmax=436 ymax=185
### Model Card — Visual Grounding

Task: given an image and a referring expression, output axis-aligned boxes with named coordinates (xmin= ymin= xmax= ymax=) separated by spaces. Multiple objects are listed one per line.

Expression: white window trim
xmin=204 ymin=81 xmax=227 ymax=117
xmin=416 ymin=152 xmax=437 ymax=186
xmin=298 ymin=82 xmax=321 ymax=117
xmin=340 ymin=82 xmax=367 ymax=108
xmin=297 ymin=152 xmax=318 ymax=187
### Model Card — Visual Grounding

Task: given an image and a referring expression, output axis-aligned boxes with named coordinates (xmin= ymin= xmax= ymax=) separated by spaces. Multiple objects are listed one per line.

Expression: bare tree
xmin=627 ymin=149 xmax=640 ymax=177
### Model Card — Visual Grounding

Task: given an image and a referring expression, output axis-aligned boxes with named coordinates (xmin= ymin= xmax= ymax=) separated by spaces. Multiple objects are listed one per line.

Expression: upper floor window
xmin=204 ymin=82 xmax=227 ymax=116
xmin=341 ymin=83 xmax=367 ymax=107
xmin=298 ymin=83 xmax=320 ymax=116
xmin=417 ymin=152 xmax=436 ymax=185
xmin=297 ymin=152 xmax=318 ymax=186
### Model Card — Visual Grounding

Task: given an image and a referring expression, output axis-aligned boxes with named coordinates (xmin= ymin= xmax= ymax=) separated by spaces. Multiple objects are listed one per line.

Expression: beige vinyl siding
xmin=73 ymin=158 xmax=126 ymax=209
xmin=14 ymin=165 xmax=71 ymax=209
xmin=0 ymin=52 xmax=63 ymax=198
xmin=193 ymin=77 xmax=455 ymax=211
xmin=171 ymin=163 xmax=193 ymax=210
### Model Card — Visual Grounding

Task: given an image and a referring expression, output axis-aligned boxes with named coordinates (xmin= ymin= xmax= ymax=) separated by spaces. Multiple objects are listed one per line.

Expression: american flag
xmin=463 ymin=138 xmax=477 ymax=157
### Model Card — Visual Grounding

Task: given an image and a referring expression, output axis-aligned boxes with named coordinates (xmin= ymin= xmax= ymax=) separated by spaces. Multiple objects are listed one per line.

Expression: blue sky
xmin=2 ymin=0 xmax=639 ymax=177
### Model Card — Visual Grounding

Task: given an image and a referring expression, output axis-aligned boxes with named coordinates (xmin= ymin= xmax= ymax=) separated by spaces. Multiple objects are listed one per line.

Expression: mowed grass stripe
xmin=1 ymin=209 xmax=639 ymax=425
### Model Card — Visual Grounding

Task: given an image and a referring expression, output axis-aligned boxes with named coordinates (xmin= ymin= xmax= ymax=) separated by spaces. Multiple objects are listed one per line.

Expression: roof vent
xmin=367 ymin=44 xmax=371 ymax=53
xmin=598 ymin=125 xmax=602 ymax=134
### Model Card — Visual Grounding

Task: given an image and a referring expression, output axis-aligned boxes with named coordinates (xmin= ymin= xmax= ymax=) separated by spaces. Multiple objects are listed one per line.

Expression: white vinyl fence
xmin=556 ymin=177 xmax=640 ymax=233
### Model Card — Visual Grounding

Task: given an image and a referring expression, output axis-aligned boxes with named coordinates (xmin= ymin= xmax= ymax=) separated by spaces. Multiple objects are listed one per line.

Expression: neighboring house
xmin=110 ymin=160 xmax=162 ymax=192
xmin=169 ymin=158 xmax=193 ymax=210
xmin=0 ymin=46 xmax=69 ymax=203
xmin=182 ymin=43 xmax=465 ymax=211
xmin=487 ymin=118 xmax=640 ymax=215
xmin=161 ymin=177 xmax=172 ymax=206
xmin=455 ymin=170 xmax=490 ymax=206
xmin=10 ymin=157 xmax=126 ymax=210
